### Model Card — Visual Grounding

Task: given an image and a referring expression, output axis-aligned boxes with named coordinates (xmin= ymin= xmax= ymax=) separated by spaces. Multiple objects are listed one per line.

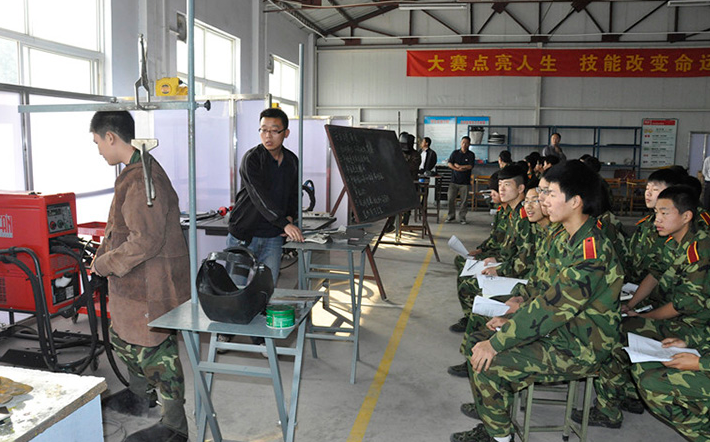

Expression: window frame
xmin=269 ymin=55 xmax=299 ymax=116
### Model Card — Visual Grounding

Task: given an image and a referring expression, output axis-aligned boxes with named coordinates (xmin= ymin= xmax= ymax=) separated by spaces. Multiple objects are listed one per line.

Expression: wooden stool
xmin=510 ymin=374 xmax=596 ymax=442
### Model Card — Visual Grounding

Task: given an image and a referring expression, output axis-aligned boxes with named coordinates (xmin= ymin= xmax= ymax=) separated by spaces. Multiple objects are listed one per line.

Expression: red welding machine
xmin=0 ymin=192 xmax=81 ymax=314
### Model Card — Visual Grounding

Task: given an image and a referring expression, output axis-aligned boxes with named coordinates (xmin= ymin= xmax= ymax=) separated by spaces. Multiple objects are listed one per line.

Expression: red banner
xmin=407 ymin=48 xmax=710 ymax=77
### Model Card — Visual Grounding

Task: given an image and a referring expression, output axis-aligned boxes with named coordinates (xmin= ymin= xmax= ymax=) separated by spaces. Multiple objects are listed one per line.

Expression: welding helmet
xmin=196 ymin=246 xmax=274 ymax=324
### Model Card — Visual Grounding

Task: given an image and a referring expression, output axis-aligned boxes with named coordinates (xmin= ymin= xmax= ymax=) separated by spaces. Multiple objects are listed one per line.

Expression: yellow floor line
xmin=347 ymin=223 xmax=444 ymax=442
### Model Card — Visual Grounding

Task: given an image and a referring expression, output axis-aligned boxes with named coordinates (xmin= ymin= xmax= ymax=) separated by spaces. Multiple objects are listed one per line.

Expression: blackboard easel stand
xmin=329 ymin=188 xmax=387 ymax=300
xmin=371 ymin=180 xmax=440 ymax=262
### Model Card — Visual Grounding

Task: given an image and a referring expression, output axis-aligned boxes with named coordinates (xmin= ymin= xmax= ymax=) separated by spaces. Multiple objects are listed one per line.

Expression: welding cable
xmin=52 ymin=236 xmax=128 ymax=385
xmin=50 ymin=241 xmax=102 ymax=374
xmin=302 ymin=180 xmax=316 ymax=212
xmin=0 ymin=248 xmax=58 ymax=371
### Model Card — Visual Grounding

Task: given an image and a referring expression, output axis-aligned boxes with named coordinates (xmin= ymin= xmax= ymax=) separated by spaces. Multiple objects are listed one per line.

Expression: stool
xmin=510 ymin=374 xmax=596 ymax=442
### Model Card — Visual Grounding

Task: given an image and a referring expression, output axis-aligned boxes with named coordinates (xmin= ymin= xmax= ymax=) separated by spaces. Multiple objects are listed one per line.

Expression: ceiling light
xmin=667 ymin=0 xmax=710 ymax=6
xmin=399 ymin=3 xmax=468 ymax=11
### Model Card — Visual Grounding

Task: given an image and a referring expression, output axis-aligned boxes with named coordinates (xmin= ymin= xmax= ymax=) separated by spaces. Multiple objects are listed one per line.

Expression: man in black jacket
xmin=419 ymin=136 xmax=438 ymax=174
xmin=227 ymin=107 xmax=304 ymax=286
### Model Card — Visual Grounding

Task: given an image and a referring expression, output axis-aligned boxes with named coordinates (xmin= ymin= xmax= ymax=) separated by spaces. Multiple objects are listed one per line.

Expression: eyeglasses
xmin=524 ymin=199 xmax=540 ymax=205
xmin=258 ymin=128 xmax=286 ymax=136
xmin=536 ymin=187 xmax=550 ymax=195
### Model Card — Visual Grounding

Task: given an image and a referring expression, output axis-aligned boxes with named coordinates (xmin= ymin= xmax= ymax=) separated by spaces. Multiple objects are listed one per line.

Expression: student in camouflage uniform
xmin=451 ymin=173 xmax=506 ymax=333
xmin=450 ymin=161 xmax=624 ymax=442
xmin=626 ymin=168 xmax=686 ymax=283
xmin=631 ymin=332 xmax=710 ymax=441
xmin=582 ymin=185 xmax=710 ymax=429
xmin=448 ymin=165 xmax=533 ymax=376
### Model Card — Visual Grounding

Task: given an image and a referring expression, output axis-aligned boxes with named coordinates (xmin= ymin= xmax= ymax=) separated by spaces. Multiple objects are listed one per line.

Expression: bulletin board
xmin=424 ymin=116 xmax=490 ymax=162
xmin=640 ymin=118 xmax=678 ymax=168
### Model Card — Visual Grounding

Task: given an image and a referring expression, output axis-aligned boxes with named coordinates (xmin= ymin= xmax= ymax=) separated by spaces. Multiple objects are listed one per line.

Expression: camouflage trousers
xmin=593 ymin=316 xmax=697 ymax=422
xmin=457 ymin=276 xmax=481 ymax=315
xmin=472 ymin=339 xmax=598 ymax=438
xmin=110 ymin=327 xmax=186 ymax=402
xmin=631 ymin=362 xmax=710 ymax=442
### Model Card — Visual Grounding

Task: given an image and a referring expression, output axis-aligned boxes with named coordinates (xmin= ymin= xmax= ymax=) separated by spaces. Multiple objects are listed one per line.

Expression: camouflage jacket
xmin=626 ymin=213 xmax=658 ymax=283
xmin=481 ymin=201 xmax=535 ymax=278
xmin=513 ymin=222 xmax=564 ymax=300
xmin=490 ymin=217 xmax=624 ymax=364
xmin=596 ymin=211 xmax=629 ymax=275
xmin=655 ymin=228 xmax=710 ymax=330
xmin=478 ymin=205 xmax=509 ymax=254
xmin=696 ymin=207 xmax=710 ymax=232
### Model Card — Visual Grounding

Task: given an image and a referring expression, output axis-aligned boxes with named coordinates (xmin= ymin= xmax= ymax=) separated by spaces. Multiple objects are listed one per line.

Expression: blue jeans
xmin=226 ymin=233 xmax=283 ymax=287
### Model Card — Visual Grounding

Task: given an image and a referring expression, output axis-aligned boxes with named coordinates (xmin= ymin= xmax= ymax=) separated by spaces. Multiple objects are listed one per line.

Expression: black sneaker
xmin=447 ymin=362 xmax=469 ymax=378
xmin=571 ymin=407 xmax=621 ymax=429
xmin=125 ymin=423 xmax=188 ymax=442
xmin=620 ymin=397 xmax=645 ymax=414
xmin=450 ymin=423 xmax=512 ymax=442
xmin=449 ymin=317 xmax=468 ymax=333
xmin=102 ymin=389 xmax=151 ymax=417
xmin=461 ymin=403 xmax=480 ymax=419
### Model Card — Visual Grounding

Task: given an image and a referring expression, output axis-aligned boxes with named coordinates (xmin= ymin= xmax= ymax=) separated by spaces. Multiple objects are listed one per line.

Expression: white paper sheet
xmin=459 ymin=259 xmax=501 ymax=277
xmin=624 ymin=333 xmax=701 ymax=363
xmin=620 ymin=282 xmax=638 ymax=302
xmin=472 ymin=296 xmax=511 ymax=317
xmin=448 ymin=235 xmax=470 ymax=258
xmin=476 ymin=275 xmax=528 ymax=297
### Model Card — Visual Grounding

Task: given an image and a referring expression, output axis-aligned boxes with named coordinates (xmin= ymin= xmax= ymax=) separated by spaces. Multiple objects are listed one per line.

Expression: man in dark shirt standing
xmin=446 ymin=136 xmax=476 ymax=224
xmin=227 ymin=107 xmax=304 ymax=286
xmin=418 ymin=136 xmax=438 ymax=174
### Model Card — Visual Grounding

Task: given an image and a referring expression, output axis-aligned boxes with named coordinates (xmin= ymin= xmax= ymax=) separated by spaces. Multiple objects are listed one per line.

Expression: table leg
xmin=286 ymin=318 xmax=307 ymax=442
xmin=266 ymin=337 xmax=289 ymax=441
xmin=181 ymin=330 xmax=222 ymax=442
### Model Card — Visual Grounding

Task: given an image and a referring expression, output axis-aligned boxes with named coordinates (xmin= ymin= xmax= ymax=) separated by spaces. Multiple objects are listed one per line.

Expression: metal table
xmin=283 ymin=233 xmax=375 ymax=384
xmin=149 ymin=289 xmax=321 ymax=442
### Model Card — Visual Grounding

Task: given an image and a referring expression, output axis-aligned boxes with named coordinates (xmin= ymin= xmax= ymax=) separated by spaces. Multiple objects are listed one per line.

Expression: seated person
xmin=626 ymin=167 xmax=686 ymax=284
xmin=450 ymin=165 xmax=531 ymax=335
xmin=450 ymin=160 xmax=623 ymax=442
xmin=541 ymin=155 xmax=559 ymax=171
xmin=584 ymin=185 xmax=710 ymax=429
xmin=524 ymin=152 xmax=541 ymax=180
xmin=631 ymin=331 xmax=710 ymax=442
xmin=498 ymin=150 xmax=512 ymax=169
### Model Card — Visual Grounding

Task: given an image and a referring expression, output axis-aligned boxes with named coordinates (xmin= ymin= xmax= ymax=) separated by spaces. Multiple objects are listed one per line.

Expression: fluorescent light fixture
xmin=667 ymin=0 xmax=710 ymax=6
xmin=399 ymin=3 xmax=468 ymax=11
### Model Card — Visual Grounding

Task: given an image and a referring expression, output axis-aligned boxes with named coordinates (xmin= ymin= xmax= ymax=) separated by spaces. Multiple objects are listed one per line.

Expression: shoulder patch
xmin=520 ymin=206 xmax=528 ymax=219
xmin=636 ymin=215 xmax=651 ymax=226
xmin=596 ymin=219 xmax=603 ymax=230
xmin=583 ymin=237 xmax=598 ymax=260
xmin=700 ymin=211 xmax=710 ymax=226
xmin=687 ymin=241 xmax=700 ymax=264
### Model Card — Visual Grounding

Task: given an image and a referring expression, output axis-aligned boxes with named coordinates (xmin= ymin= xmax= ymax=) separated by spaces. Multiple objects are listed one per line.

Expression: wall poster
xmin=641 ymin=118 xmax=678 ymax=168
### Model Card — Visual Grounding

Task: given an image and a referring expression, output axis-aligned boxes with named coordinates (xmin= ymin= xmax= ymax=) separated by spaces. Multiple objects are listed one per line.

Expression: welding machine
xmin=0 ymin=192 xmax=81 ymax=314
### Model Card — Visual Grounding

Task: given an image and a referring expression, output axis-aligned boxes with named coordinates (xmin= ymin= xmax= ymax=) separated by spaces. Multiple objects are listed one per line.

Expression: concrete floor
xmin=0 ymin=209 xmax=687 ymax=442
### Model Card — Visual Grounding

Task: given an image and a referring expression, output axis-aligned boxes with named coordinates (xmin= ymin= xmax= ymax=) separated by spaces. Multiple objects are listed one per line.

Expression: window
xmin=177 ymin=21 xmax=238 ymax=95
xmin=0 ymin=0 xmax=102 ymax=94
xmin=269 ymin=56 xmax=299 ymax=118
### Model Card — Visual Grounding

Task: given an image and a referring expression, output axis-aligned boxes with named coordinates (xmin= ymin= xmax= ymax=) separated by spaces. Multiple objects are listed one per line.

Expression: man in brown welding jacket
xmin=89 ymin=110 xmax=189 ymax=442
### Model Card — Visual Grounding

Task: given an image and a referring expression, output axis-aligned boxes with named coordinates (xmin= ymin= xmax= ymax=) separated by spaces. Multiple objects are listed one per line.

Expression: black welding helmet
xmin=196 ymin=246 xmax=274 ymax=324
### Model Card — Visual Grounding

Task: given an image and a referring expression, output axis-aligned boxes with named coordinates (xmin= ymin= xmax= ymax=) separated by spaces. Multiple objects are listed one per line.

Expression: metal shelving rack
xmin=476 ymin=124 xmax=642 ymax=177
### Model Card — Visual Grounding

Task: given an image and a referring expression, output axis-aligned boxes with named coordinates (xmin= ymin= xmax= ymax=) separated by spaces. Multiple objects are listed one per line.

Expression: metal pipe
xmin=298 ymin=44 xmax=305 ymax=230
xmin=187 ymin=0 xmax=197 ymax=303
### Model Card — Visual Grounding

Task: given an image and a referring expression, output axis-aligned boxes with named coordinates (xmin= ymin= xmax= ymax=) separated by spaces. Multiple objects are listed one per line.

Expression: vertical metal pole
xmin=186 ymin=0 xmax=202 ymax=426
xmin=298 ymin=44 xmax=304 ymax=229
xmin=187 ymin=0 xmax=197 ymax=302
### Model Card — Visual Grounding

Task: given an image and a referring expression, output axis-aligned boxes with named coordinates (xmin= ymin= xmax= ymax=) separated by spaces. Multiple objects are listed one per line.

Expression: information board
xmin=641 ymin=118 xmax=678 ymax=168
xmin=423 ymin=116 xmax=456 ymax=153
xmin=325 ymin=125 xmax=420 ymax=224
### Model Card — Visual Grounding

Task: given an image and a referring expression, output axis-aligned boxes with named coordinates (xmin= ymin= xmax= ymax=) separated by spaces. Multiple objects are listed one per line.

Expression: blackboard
xmin=325 ymin=125 xmax=420 ymax=224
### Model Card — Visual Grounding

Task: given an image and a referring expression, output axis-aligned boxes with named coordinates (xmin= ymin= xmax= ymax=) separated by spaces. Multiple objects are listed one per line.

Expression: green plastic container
xmin=266 ymin=304 xmax=295 ymax=329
